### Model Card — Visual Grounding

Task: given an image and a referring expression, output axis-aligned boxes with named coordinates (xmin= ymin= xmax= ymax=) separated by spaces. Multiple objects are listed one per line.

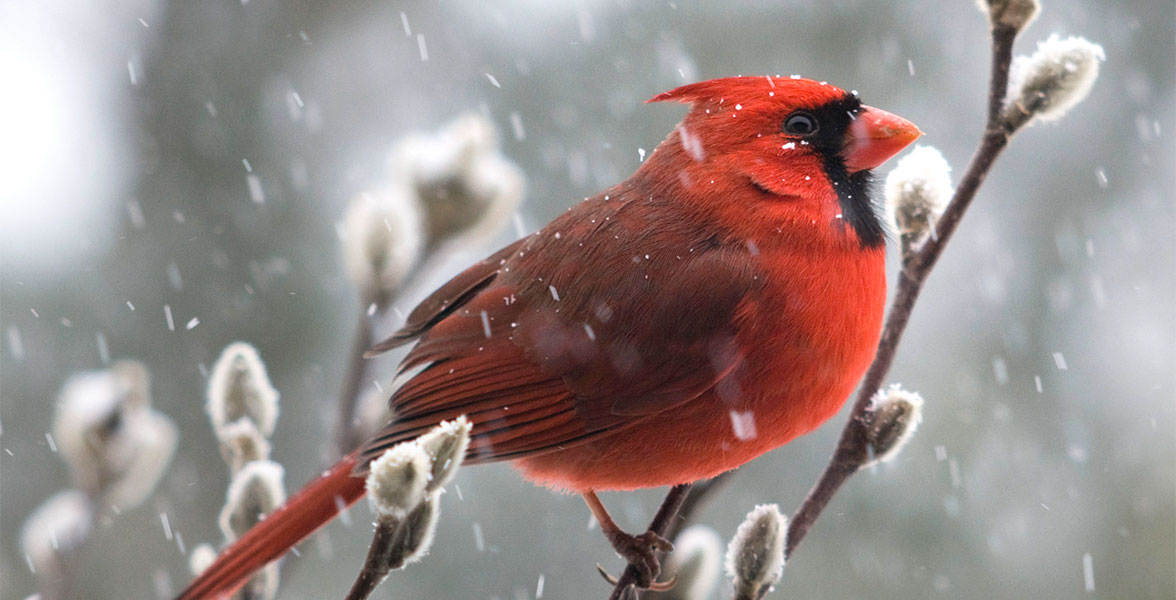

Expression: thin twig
xmin=784 ymin=22 xmax=1020 ymax=559
xmin=663 ymin=473 xmax=732 ymax=544
xmin=987 ymin=25 xmax=1018 ymax=125
xmin=343 ymin=519 xmax=399 ymax=600
xmin=332 ymin=303 xmax=376 ymax=460
xmin=644 ymin=473 xmax=733 ymax=600
xmin=608 ymin=484 xmax=694 ymax=600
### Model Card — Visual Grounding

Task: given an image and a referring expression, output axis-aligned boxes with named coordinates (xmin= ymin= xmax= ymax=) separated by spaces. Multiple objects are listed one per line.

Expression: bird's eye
xmin=783 ymin=112 xmax=818 ymax=136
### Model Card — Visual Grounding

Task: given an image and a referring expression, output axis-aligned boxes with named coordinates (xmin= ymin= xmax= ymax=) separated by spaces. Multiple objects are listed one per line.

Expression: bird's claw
xmin=646 ymin=574 xmax=678 ymax=592
xmin=596 ymin=563 xmax=620 ymax=585
xmin=596 ymin=564 xmax=678 ymax=593
xmin=602 ymin=529 xmax=676 ymax=590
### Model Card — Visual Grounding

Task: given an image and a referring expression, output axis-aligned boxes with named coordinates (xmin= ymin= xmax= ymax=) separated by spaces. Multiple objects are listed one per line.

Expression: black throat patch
xmin=802 ymin=95 xmax=886 ymax=249
xmin=821 ymin=156 xmax=884 ymax=248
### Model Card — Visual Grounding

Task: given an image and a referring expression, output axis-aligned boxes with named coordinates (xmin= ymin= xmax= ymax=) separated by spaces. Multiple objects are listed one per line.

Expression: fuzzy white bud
xmin=189 ymin=543 xmax=218 ymax=576
xmin=217 ymin=419 xmax=272 ymax=474
xmin=366 ymin=441 xmax=431 ymax=520
xmin=864 ymin=384 xmax=925 ymax=466
xmin=1004 ymin=35 xmax=1105 ymax=130
xmin=111 ymin=360 xmax=150 ymax=410
xmin=342 ymin=188 xmax=425 ymax=306
xmin=239 ymin=564 xmax=280 ymax=600
xmin=389 ymin=496 xmax=440 ymax=567
xmin=416 ymin=416 xmax=471 ymax=493
xmin=884 ymin=145 xmax=952 ymax=246
xmin=664 ymin=525 xmax=723 ymax=600
xmin=20 ymin=490 xmax=94 ymax=577
xmin=976 ymin=0 xmax=1039 ymax=32
xmin=725 ymin=504 xmax=787 ymax=600
xmin=346 ymin=494 xmax=441 ymax=598
xmin=206 ymin=342 xmax=280 ymax=439
xmin=104 ymin=409 xmax=178 ymax=511
xmin=389 ymin=113 xmax=524 ymax=247
xmin=219 ymin=460 xmax=286 ymax=541
xmin=52 ymin=361 xmax=176 ymax=508
xmin=53 ymin=367 xmax=138 ymax=494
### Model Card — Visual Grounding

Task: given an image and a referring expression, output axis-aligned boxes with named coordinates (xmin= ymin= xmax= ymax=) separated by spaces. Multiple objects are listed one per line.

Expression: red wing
xmin=356 ymin=284 xmax=604 ymax=468
xmin=357 ymin=192 xmax=761 ymax=469
xmin=365 ymin=238 xmax=525 ymax=356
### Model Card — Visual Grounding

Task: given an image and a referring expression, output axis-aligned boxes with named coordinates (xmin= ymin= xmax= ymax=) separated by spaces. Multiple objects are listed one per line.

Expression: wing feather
xmin=356 ymin=189 xmax=762 ymax=473
xmin=365 ymin=239 xmax=525 ymax=356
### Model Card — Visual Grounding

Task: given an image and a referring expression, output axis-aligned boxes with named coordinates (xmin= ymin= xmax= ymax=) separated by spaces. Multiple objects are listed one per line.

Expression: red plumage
xmin=178 ymin=76 xmax=919 ymax=599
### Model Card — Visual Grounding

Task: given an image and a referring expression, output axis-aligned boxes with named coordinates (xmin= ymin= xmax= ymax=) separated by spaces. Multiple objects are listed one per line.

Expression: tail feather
xmin=176 ymin=453 xmax=366 ymax=600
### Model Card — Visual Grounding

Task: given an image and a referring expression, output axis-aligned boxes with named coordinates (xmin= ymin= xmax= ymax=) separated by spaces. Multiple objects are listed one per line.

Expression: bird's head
xmin=645 ymin=76 xmax=922 ymax=248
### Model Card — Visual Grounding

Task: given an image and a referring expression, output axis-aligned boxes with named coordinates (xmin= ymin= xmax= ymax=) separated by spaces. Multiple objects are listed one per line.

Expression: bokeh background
xmin=2 ymin=1 xmax=1173 ymax=598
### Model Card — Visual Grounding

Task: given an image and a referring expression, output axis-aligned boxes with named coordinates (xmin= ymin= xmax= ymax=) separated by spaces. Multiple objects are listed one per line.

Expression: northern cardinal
xmin=178 ymin=76 xmax=920 ymax=599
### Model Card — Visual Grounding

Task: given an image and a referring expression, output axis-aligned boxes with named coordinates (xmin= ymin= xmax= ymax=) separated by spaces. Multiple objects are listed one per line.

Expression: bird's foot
xmin=595 ymin=529 xmax=676 ymax=590
xmin=596 ymin=564 xmax=678 ymax=594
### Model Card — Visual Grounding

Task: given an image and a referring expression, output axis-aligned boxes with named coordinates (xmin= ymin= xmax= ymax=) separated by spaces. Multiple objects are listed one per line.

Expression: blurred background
xmin=1 ymin=0 xmax=1173 ymax=598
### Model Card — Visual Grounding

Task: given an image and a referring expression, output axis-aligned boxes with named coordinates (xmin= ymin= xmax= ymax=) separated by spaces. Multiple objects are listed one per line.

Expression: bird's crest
xmin=647 ymin=76 xmax=849 ymax=110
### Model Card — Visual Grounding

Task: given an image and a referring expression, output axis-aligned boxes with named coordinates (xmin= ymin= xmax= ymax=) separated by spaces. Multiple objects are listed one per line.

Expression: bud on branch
xmin=863 ymin=384 xmax=925 ymax=467
xmin=725 ymin=504 xmax=787 ymax=600
xmin=1003 ymin=34 xmax=1104 ymax=131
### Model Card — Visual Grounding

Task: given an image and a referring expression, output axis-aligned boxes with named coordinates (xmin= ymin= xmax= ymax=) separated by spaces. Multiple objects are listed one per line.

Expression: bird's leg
xmin=583 ymin=491 xmax=675 ymax=590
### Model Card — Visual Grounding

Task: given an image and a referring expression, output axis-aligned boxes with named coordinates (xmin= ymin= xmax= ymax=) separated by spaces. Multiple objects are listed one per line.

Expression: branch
xmin=608 ymin=484 xmax=694 ymax=600
xmin=641 ymin=473 xmax=733 ymax=600
xmin=987 ymin=25 xmax=1018 ymax=125
xmin=663 ymin=472 xmax=732 ymax=544
xmin=631 ymin=20 xmax=1032 ymax=568
xmin=784 ymin=23 xmax=1018 ymax=559
xmin=343 ymin=518 xmax=399 ymax=600
xmin=332 ymin=303 xmax=376 ymax=460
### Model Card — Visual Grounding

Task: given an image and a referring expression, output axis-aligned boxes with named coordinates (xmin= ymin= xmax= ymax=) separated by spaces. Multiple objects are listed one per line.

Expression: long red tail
xmin=177 ymin=453 xmax=366 ymax=599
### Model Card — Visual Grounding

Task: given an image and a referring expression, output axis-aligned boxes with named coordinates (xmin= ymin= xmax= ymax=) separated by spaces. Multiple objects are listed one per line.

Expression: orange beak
xmin=841 ymin=106 xmax=922 ymax=173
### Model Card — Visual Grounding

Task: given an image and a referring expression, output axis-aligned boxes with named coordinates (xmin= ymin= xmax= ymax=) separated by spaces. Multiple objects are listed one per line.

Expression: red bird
xmin=178 ymin=76 xmax=920 ymax=598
